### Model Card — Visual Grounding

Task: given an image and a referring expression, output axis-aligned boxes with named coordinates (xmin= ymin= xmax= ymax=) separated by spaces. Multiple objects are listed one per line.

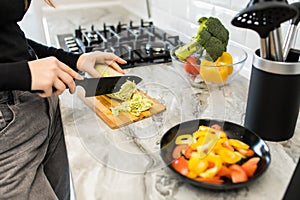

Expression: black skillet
xmin=160 ymin=119 xmax=271 ymax=190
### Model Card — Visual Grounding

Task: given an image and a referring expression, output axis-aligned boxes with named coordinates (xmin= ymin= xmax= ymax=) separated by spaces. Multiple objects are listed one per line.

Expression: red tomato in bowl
xmin=184 ymin=56 xmax=199 ymax=75
xmin=172 ymin=156 xmax=189 ymax=176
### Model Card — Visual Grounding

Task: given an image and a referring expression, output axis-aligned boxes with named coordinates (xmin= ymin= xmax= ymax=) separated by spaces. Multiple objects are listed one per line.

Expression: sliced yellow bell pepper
xmin=175 ymin=134 xmax=193 ymax=145
xmin=190 ymin=126 xmax=220 ymax=152
xmin=190 ymin=137 xmax=206 ymax=150
xmin=187 ymin=171 xmax=198 ymax=179
xmin=215 ymin=51 xmax=234 ymax=75
xmin=219 ymin=131 xmax=228 ymax=139
xmin=217 ymin=147 xmax=243 ymax=164
xmin=188 ymin=156 xmax=209 ymax=175
xmin=193 ymin=130 xmax=207 ymax=139
xmin=198 ymin=125 xmax=211 ymax=132
xmin=199 ymin=52 xmax=233 ymax=83
xmin=228 ymin=139 xmax=250 ymax=150
xmin=199 ymin=153 xmax=223 ymax=178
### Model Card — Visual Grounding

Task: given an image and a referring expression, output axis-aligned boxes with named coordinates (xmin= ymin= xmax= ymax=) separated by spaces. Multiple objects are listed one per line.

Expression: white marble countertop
xmin=42 ymin=4 xmax=300 ymax=200
xmin=59 ymin=62 xmax=300 ymax=200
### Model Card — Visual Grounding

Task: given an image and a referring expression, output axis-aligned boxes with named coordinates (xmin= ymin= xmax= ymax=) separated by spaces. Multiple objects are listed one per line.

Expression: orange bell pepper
xmin=199 ymin=52 xmax=233 ymax=83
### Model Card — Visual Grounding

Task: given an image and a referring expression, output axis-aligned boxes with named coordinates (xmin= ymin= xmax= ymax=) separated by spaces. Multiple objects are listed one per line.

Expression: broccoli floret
xmin=203 ymin=37 xmax=227 ymax=61
xmin=175 ymin=17 xmax=229 ymax=61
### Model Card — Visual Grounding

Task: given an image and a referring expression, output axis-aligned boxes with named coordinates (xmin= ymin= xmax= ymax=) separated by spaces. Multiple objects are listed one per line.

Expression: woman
xmin=0 ymin=0 xmax=126 ymax=199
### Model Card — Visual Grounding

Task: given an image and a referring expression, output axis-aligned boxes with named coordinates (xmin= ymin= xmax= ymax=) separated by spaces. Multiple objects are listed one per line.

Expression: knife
xmin=31 ymin=75 xmax=142 ymax=97
xmin=75 ymin=75 xmax=142 ymax=97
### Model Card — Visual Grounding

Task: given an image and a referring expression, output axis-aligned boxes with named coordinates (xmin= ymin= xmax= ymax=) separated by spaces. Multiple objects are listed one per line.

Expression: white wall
xmin=51 ymin=0 xmax=118 ymax=4
xmin=122 ymin=0 xmax=300 ymax=78
xmin=19 ymin=0 xmax=47 ymax=43
xmin=20 ymin=0 xmax=300 ymax=51
xmin=20 ymin=0 xmax=300 ymax=78
xmin=19 ymin=0 xmax=119 ymax=44
xmin=123 ymin=0 xmax=300 ymax=52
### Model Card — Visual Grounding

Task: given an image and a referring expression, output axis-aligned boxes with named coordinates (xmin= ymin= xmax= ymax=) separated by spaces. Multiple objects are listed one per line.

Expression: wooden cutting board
xmin=77 ymin=89 xmax=166 ymax=129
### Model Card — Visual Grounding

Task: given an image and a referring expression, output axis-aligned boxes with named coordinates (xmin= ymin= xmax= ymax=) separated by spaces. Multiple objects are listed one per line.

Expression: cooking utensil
xmin=285 ymin=48 xmax=300 ymax=61
xmin=160 ymin=119 xmax=271 ymax=190
xmin=268 ymin=0 xmax=294 ymax=61
xmin=245 ymin=49 xmax=300 ymax=141
xmin=75 ymin=75 xmax=142 ymax=97
xmin=269 ymin=28 xmax=284 ymax=61
xmin=282 ymin=2 xmax=300 ymax=61
xmin=231 ymin=1 xmax=297 ymax=59
xmin=267 ymin=0 xmax=290 ymax=61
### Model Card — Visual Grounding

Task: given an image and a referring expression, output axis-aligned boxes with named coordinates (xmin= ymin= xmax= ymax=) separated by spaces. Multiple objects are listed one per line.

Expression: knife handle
xmin=31 ymin=79 xmax=84 ymax=94
xmin=31 ymin=87 xmax=58 ymax=94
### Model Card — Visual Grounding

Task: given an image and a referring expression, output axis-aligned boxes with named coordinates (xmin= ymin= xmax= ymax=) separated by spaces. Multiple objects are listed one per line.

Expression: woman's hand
xmin=28 ymin=56 xmax=83 ymax=97
xmin=76 ymin=51 xmax=127 ymax=77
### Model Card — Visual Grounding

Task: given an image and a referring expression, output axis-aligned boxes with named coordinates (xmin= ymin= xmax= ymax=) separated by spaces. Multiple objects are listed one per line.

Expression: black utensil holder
xmin=244 ymin=49 xmax=300 ymax=141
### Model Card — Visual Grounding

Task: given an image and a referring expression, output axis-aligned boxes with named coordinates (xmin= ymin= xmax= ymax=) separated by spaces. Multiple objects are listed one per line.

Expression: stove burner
xmin=57 ymin=20 xmax=183 ymax=68
xmin=145 ymin=41 xmax=166 ymax=54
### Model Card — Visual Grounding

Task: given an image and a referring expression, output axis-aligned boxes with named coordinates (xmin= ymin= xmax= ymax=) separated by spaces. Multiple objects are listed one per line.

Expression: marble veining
xmin=43 ymin=5 xmax=300 ymax=200
xmin=60 ymin=63 xmax=300 ymax=200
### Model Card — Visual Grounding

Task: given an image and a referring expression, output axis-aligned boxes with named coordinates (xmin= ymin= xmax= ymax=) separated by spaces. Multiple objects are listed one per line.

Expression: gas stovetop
xmin=57 ymin=19 xmax=183 ymax=68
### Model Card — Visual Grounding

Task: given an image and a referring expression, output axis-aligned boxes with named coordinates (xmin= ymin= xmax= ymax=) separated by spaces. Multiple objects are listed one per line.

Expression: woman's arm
xmin=0 ymin=61 xmax=31 ymax=91
xmin=27 ymin=39 xmax=127 ymax=76
xmin=0 ymin=40 xmax=82 ymax=92
xmin=19 ymin=39 xmax=126 ymax=97
xmin=27 ymin=39 xmax=81 ymax=71
xmin=0 ymin=57 xmax=83 ymax=97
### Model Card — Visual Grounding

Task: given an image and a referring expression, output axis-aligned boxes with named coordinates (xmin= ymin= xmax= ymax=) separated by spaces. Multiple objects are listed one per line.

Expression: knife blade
xmin=75 ymin=75 xmax=142 ymax=97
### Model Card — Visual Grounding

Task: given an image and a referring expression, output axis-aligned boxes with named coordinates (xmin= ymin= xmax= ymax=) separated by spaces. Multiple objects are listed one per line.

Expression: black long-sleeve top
xmin=0 ymin=0 xmax=81 ymax=91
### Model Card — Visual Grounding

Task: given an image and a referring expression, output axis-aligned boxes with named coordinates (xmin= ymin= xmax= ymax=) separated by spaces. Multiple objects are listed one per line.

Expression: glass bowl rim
xmin=170 ymin=43 xmax=248 ymax=67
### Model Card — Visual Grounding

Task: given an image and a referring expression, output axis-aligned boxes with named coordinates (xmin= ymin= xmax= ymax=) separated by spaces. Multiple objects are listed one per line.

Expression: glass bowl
xmin=170 ymin=43 xmax=248 ymax=88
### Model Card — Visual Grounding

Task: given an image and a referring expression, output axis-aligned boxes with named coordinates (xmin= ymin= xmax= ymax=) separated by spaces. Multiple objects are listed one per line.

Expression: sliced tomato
xmin=196 ymin=176 xmax=224 ymax=184
xmin=184 ymin=56 xmax=199 ymax=75
xmin=229 ymin=164 xmax=248 ymax=183
xmin=216 ymin=165 xmax=231 ymax=178
xmin=172 ymin=156 xmax=189 ymax=176
xmin=172 ymin=144 xmax=189 ymax=159
xmin=184 ymin=146 xmax=194 ymax=159
xmin=222 ymin=140 xmax=235 ymax=151
xmin=207 ymin=161 xmax=215 ymax=169
xmin=241 ymin=157 xmax=260 ymax=177
xmin=237 ymin=148 xmax=255 ymax=157
xmin=211 ymin=124 xmax=223 ymax=130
